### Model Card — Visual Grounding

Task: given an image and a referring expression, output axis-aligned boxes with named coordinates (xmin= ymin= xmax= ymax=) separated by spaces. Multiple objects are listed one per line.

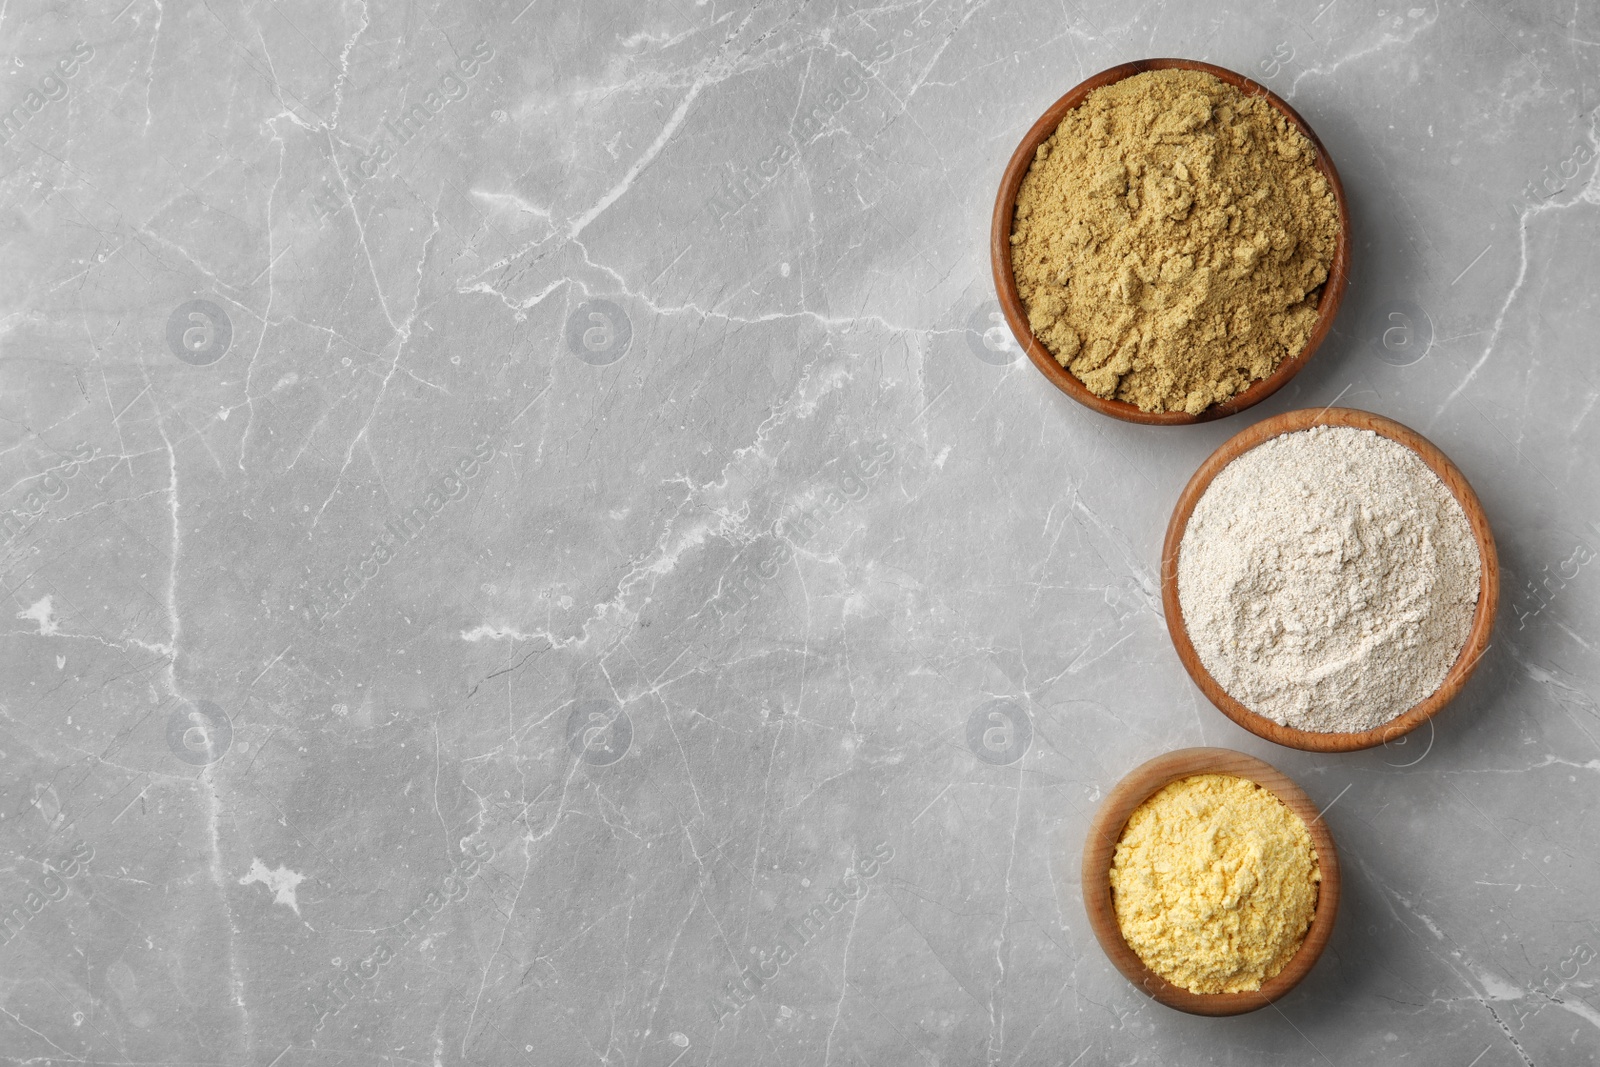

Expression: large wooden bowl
xmin=990 ymin=58 xmax=1351 ymax=424
xmin=1082 ymin=747 xmax=1340 ymax=1016
xmin=1162 ymin=407 xmax=1500 ymax=752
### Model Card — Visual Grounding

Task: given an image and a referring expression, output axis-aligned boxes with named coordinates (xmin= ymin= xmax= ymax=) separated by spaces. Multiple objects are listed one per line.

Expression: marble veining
xmin=0 ymin=1 xmax=1597 ymax=1064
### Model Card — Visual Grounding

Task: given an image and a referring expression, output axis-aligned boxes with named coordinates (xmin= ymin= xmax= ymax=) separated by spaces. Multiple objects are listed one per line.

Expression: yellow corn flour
xmin=1009 ymin=69 xmax=1340 ymax=414
xmin=1109 ymin=773 xmax=1319 ymax=994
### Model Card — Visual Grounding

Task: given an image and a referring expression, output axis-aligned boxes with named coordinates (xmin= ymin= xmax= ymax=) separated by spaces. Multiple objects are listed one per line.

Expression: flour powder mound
xmin=1176 ymin=425 xmax=1481 ymax=733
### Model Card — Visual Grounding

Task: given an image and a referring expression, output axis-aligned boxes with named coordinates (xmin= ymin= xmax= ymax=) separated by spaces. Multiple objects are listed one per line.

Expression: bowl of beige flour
xmin=1161 ymin=408 xmax=1499 ymax=752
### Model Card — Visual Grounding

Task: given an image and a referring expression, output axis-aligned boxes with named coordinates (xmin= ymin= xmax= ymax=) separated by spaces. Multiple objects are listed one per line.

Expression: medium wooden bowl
xmin=1162 ymin=407 xmax=1500 ymax=752
xmin=990 ymin=58 xmax=1351 ymax=424
xmin=1081 ymin=747 xmax=1340 ymax=1016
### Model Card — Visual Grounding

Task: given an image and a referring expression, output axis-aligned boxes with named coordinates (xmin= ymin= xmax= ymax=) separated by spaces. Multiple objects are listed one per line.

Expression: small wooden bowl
xmin=1162 ymin=407 xmax=1500 ymax=752
xmin=1082 ymin=747 xmax=1340 ymax=1015
xmin=990 ymin=58 xmax=1351 ymax=424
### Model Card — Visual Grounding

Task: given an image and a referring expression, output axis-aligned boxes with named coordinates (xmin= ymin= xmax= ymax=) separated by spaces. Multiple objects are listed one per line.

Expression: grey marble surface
xmin=1 ymin=0 xmax=1597 ymax=1064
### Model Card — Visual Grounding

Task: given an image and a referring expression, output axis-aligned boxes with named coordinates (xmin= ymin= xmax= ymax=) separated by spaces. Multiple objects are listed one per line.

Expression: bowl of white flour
xmin=1162 ymin=408 xmax=1499 ymax=752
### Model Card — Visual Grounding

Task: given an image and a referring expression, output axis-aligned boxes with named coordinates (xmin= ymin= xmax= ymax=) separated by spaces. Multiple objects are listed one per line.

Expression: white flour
xmin=1176 ymin=425 xmax=1481 ymax=733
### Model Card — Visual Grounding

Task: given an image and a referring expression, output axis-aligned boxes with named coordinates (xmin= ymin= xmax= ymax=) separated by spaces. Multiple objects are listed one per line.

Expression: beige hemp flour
xmin=1009 ymin=69 xmax=1340 ymax=414
xmin=1177 ymin=426 xmax=1481 ymax=733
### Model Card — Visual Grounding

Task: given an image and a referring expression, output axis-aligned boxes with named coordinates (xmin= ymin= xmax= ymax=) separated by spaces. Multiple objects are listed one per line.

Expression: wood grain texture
xmin=1161 ymin=407 xmax=1501 ymax=752
xmin=989 ymin=58 xmax=1352 ymax=425
xmin=1080 ymin=747 xmax=1341 ymax=1016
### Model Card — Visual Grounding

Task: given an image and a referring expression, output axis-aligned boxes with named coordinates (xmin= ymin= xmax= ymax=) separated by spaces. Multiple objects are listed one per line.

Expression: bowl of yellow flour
xmin=1081 ymin=747 xmax=1340 ymax=1015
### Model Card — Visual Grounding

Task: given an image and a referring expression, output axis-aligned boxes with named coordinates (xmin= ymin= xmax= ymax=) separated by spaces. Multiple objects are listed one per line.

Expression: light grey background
xmin=1 ymin=1 xmax=1596 ymax=1064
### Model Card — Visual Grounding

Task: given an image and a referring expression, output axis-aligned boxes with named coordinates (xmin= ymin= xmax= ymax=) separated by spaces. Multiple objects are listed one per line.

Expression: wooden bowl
xmin=989 ymin=58 xmax=1351 ymax=424
xmin=1162 ymin=407 xmax=1500 ymax=752
xmin=1081 ymin=747 xmax=1340 ymax=1015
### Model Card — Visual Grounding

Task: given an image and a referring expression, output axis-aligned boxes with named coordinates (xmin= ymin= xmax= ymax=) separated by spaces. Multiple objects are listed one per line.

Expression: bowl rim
xmin=1161 ymin=406 xmax=1501 ymax=752
xmin=1080 ymin=746 xmax=1341 ymax=1016
xmin=989 ymin=57 xmax=1352 ymax=424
